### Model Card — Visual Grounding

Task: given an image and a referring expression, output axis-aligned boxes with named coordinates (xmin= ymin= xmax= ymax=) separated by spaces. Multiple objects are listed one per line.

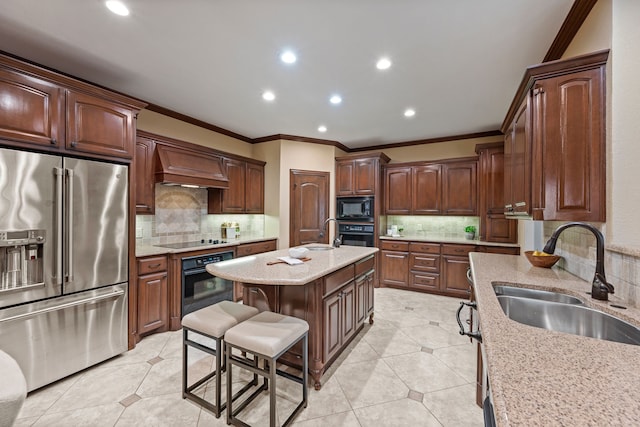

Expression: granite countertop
xmin=136 ymin=236 xmax=279 ymax=257
xmin=206 ymin=245 xmax=378 ymax=286
xmin=380 ymin=234 xmax=520 ymax=248
xmin=470 ymin=252 xmax=640 ymax=426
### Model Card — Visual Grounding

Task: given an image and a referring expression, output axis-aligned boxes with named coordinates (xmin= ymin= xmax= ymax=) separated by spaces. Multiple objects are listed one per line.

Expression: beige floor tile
xmin=335 ymin=359 xmax=409 ymax=409
xmin=291 ymin=410 xmax=360 ymax=427
xmin=362 ymin=327 xmax=422 ymax=357
xmin=402 ymin=323 xmax=469 ymax=349
xmin=47 ymin=362 xmax=150 ymax=413
xmin=353 ymin=398 xmax=442 ymax=427
xmin=384 ymin=351 xmax=468 ymax=393
xmin=17 ymin=373 xmax=82 ymax=419
xmin=137 ymin=355 xmax=213 ymax=398
xmin=294 ymin=377 xmax=351 ymax=421
xmin=31 ymin=402 xmax=124 ymax=427
xmin=433 ymin=343 xmax=477 ymax=384
xmin=423 ymin=384 xmax=484 ymax=427
xmin=12 ymin=416 xmax=39 ymax=427
xmin=337 ymin=337 xmax=380 ymax=365
xmin=115 ymin=392 xmax=201 ymax=426
xmin=102 ymin=332 xmax=172 ymax=368
xmin=375 ymin=308 xmax=434 ymax=328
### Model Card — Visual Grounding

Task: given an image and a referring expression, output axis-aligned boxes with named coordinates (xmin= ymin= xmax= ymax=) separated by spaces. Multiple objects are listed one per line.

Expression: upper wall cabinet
xmin=476 ymin=142 xmax=517 ymax=243
xmin=208 ymin=158 xmax=265 ymax=214
xmin=0 ymin=54 xmax=145 ymax=160
xmin=384 ymin=158 xmax=478 ymax=216
xmin=502 ymin=50 xmax=608 ymax=222
xmin=135 ymin=135 xmax=156 ymax=214
xmin=336 ymin=153 xmax=389 ymax=196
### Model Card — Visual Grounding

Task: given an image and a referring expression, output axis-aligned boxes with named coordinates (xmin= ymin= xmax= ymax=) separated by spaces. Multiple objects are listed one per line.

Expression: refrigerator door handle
xmin=66 ymin=168 xmax=74 ymax=283
xmin=0 ymin=288 xmax=125 ymax=324
xmin=54 ymin=167 xmax=64 ymax=287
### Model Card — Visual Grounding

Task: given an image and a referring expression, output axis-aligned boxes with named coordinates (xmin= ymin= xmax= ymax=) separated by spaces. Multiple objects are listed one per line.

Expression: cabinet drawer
xmin=324 ymin=265 xmax=355 ymax=296
xmin=236 ymin=240 xmax=277 ymax=257
xmin=380 ymin=240 xmax=409 ymax=252
xmin=441 ymin=244 xmax=476 ymax=256
xmin=137 ymin=255 xmax=167 ymax=274
xmin=410 ymin=272 xmax=440 ymax=290
xmin=409 ymin=242 xmax=440 ymax=254
xmin=355 ymin=255 xmax=375 ymax=277
xmin=410 ymin=253 xmax=440 ymax=272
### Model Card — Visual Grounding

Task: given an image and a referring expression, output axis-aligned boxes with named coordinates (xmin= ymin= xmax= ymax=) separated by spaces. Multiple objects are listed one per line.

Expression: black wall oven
xmin=336 ymin=196 xmax=374 ymax=221
xmin=181 ymin=251 xmax=234 ymax=317
xmin=339 ymin=223 xmax=375 ymax=247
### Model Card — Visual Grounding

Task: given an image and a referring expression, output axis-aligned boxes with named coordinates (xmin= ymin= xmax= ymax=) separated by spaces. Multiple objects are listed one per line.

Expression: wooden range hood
xmin=154 ymin=143 xmax=229 ymax=188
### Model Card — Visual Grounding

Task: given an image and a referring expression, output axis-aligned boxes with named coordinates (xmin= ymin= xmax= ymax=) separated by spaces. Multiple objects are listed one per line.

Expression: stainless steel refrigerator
xmin=0 ymin=147 xmax=128 ymax=391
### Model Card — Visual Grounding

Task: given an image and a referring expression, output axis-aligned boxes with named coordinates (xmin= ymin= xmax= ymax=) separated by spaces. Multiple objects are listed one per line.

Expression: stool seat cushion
xmin=181 ymin=301 xmax=259 ymax=338
xmin=224 ymin=311 xmax=309 ymax=358
xmin=0 ymin=350 xmax=27 ymax=426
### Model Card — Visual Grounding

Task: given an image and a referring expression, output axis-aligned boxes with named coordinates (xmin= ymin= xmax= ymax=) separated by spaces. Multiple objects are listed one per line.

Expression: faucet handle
xmin=595 ymin=273 xmax=615 ymax=294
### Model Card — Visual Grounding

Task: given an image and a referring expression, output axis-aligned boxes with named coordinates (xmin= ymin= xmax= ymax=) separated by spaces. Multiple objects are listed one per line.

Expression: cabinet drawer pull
xmin=515 ymin=201 xmax=526 ymax=207
xmin=148 ymin=263 xmax=161 ymax=268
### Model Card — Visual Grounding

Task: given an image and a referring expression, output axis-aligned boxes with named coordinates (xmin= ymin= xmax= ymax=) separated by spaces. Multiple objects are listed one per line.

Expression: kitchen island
xmin=470 ymin=252 xmax=640 ymax=426
xmin=206 ymin=245 xmax=378 ymax=389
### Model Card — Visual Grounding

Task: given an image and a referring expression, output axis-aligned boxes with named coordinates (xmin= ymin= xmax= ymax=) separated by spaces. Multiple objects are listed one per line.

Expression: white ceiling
xmin=0 ymin=0 xmax=575 ymax=149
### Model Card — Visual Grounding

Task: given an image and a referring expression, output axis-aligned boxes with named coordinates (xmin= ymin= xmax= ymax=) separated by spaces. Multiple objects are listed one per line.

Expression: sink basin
xmin=497 ymin=295 xmax=640 ymax=346
xmin=305 ymin=246 xmax=334 ymax=251
xmin=494 ymin=285 xmax=583 ymax=305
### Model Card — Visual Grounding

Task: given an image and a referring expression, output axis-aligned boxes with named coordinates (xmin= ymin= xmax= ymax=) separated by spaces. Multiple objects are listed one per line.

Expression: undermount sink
xmin=306 ymin=246 xmax=334 ymax=251
xmin=493 ymin=285 xmax=583 ymax=305
xmin=497 ymin=295 xmax=640 ymax=346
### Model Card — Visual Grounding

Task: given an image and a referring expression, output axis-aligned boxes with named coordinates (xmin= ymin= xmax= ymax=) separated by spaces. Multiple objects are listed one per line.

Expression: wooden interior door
xmin=290 ymin=169 xmax=329 ymax=247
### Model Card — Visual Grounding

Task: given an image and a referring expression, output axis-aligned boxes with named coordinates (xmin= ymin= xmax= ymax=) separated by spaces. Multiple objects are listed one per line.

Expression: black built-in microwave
xmin=336 ymin=196 xmax=374 ymax=221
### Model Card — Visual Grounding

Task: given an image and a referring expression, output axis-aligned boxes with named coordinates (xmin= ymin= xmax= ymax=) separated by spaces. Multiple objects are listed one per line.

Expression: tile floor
xmin=15 ymin=288 xmax=483 ymax=426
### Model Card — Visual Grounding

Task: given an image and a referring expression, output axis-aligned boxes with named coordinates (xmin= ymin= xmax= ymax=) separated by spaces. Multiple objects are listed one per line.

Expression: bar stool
xmin=181 ymin=300 xmax=260 ymax=417
xmin=224 ymin=311 xmax=309 ymax=427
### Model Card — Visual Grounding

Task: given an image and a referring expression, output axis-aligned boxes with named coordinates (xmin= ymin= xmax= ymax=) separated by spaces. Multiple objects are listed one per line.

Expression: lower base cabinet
xmin=380 ymin=240 xmax=519 ymax=297
xmin=136 ymin=255 xmax=169 ymax=337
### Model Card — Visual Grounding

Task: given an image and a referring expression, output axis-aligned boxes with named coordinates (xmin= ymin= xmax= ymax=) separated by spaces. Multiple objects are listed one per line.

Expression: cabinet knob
xmin=71 ymin=141 xmax=77 ymax=147
xmin=50 ymin=138 xmax=57 ymax=145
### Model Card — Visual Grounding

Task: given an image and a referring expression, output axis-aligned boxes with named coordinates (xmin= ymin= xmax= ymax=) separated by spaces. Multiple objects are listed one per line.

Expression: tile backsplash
xmin=540 ymin=221 xmax=640 ymax=307
xmin=136 ymin=184 xmax=265 ymax=246
xmin=386 ymin=215 xmax=480 ymax=238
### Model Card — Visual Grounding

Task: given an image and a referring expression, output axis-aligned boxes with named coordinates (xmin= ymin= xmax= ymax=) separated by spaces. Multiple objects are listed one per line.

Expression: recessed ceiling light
xmin=318 ymin=125 xmax=327 ymax=133
xmin=280 ymin=50 xmax=297 ymax=64
xmin=105 ymin=0 xmax=129 ymax=16
xmin=376 ymin=58 xmax=392 ymax=70
xmin=404 ymin=108 xmax=416 ymax=118
xmin=329 ymin=95 xmax=342 ymax=105
xmin=262 ymin=91 xmax=275 ymax=101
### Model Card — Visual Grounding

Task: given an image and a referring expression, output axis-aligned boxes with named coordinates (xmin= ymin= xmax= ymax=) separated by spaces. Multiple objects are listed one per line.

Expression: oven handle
xmin=456 ymin=301 xmax=482 ymax=343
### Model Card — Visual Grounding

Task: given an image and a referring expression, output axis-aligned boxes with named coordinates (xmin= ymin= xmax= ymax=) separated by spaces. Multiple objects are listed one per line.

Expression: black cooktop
xmin=155 ymin=239 xmax=227 ymax=249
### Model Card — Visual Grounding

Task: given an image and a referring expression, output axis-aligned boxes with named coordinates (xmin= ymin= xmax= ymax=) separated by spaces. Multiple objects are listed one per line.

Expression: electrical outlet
xmin=136 ymin=227 xmax=143 ymax=238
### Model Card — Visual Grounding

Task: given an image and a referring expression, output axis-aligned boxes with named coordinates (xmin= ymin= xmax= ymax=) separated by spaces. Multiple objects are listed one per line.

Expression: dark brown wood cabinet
xmin=441 ymin=244 xmax=474 ymax=298
xmin=135 ymin=136 xmax=156 ymax=214
xmin=355 ymin=255 xmax=375 ymax=325
xmin=502 ymin=50 xmax=608 ymax=221
xmin=336 ymin=153 xmax=389 ymax=196
xmin=380 ymin=239 xmax=519 ymax=297
xmin=476 ymin=143 xmax=517 ymax=243
xmin=380 ymin=240 xmax=409 ymax=287
xmin=442 ymin=161 xmax=477 ymax=215
xmin=384 ymin=167 xmax=412 ymax=214
xmin=208 ymin=159 xmax=265 ymax=214
xmin=0 ymin=55 xmax=143 ymax=160
xmin=136 ymin=255 xmax=169 ymax=336
xmin=412 ymin=165 xmax=442 ymax=214
xmin=0 ymin=67 xmax=64 ymax=147
xmin=384 ymin=158 xmax=477 ymax=216
xmin=323 ymin=278 xmax=356 ymax=364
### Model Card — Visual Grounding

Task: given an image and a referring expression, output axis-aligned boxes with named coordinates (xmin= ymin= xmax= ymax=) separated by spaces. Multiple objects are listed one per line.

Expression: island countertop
xmin=470 ymin=252 xmax=640 ymax=426
xmin=206 ymin=245 xmax=378 ymax=285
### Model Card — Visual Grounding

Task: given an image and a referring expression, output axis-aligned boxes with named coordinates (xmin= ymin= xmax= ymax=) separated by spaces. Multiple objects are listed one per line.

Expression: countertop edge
xmin=379 ymin=235 xmax=519 ymax=248
xmin=136 ymin=236 xmax=279 ymax=257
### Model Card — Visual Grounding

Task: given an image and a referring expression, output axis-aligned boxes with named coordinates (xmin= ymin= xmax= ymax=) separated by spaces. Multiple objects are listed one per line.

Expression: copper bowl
xmin=524 ymin=250 xmax=561 ymax=268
